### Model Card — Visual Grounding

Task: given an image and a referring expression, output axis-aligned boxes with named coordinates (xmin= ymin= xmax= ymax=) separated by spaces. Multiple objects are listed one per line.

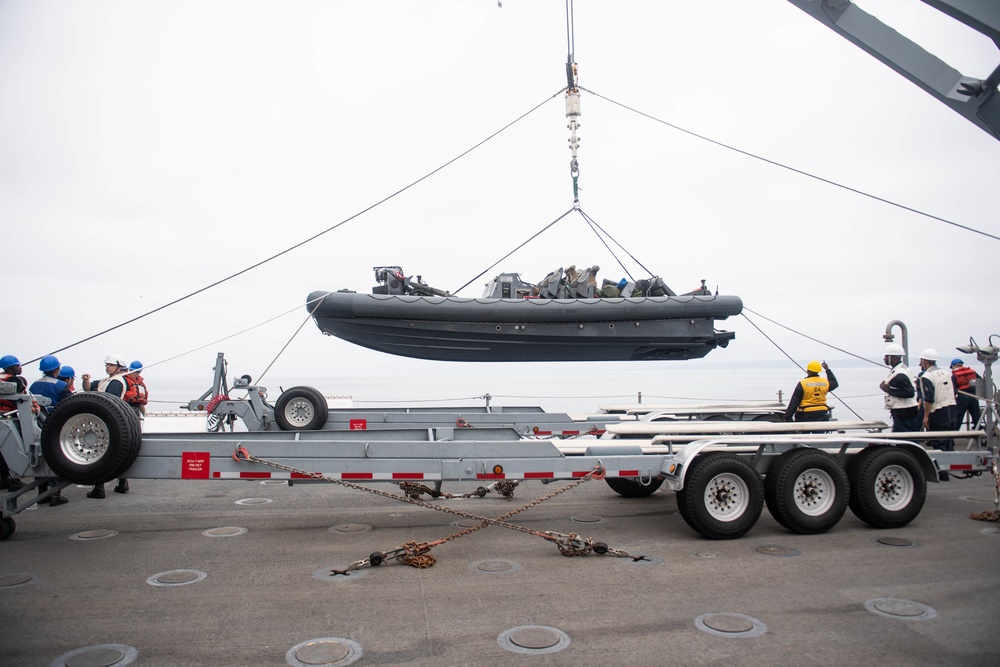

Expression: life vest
xmin=0 ymin=372 xmax=18 ymax=412
xmin=953 ymin=366 xmax=977 ymax=392
xmin=123 ymin=373 xmax=148 ymax=406
xmin=1 ymin=372 xmax=39 ymax=414
xmin=97 ymin=373 xmax=129 ymax=398
xmin=797 ymin=376 xmax=830 ymax=412
xmin=922 ymin=366 xmax=957 ymax=413
xmin=884 ymin=363 xmax=918 ymax=411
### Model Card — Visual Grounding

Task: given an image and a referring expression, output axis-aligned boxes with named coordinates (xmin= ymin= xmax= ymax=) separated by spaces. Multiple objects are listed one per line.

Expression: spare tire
xmin=41 ymin=393 xmax=142 ymax=485
xmin=275 ymin=386 xmax=329 ymax=431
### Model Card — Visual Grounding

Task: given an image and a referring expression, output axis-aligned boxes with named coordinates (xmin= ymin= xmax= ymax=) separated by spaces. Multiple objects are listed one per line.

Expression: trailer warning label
xmin=182 ymin=452 xmax=211 ymax=479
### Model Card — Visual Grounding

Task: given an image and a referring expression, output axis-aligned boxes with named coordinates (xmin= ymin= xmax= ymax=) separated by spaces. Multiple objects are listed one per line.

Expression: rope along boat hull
xmin=306 ymin=291 xmax=743 ymax=362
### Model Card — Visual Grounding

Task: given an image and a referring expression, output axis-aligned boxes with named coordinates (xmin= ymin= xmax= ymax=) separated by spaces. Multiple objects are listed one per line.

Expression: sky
xmin=1 ymin=0 xmax=998 ymax=402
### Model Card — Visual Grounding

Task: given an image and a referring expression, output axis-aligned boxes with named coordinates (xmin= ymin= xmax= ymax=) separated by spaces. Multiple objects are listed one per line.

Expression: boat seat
xmin=536 ymin=267 xmax=563 ymax=299
xmin=568 ymin=265 xmax=599 ymax=298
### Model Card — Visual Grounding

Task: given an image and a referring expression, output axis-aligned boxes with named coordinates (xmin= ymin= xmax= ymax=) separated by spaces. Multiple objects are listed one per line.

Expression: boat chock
xmin=231 ymin=446 xmax=642 ymax=572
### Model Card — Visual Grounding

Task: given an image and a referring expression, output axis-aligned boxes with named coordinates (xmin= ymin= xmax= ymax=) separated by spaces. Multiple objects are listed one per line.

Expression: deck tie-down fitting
xmin=232 ymin=446 xmax=643 ymax=570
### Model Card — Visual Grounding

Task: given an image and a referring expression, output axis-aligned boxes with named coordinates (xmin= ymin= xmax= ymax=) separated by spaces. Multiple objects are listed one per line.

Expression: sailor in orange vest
xmin=950 ymin=358 xmax=981 ymax=430
xmin=783 ymin=360 xmax=839 ymax=422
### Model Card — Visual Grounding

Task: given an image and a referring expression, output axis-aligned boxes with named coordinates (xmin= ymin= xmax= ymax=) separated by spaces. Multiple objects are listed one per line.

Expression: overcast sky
xmin=1 ymin=0 xmax=998 ymax=398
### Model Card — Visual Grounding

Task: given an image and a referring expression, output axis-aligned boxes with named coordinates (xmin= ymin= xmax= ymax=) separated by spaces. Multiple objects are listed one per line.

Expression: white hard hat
xmin=104 ymin=353 xmax=127 ymax=366
xmin=884 ymin=344 xmax=905 ymax=357
xmin=919 ymin=348 xmax=939 ymax=362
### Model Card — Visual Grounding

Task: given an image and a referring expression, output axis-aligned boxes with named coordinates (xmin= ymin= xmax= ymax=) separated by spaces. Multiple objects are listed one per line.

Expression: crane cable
xmin=565 ymin=0 xmax=582 ymax=205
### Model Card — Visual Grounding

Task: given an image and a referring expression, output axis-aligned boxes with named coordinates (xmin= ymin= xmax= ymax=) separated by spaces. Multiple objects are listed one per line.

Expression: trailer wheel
xmin=764 ymin=449 xmax=848 ymax=534
xmin=676 ymin=453 xmax=763 ymax=540
xmin=0 ymin=517 xmax=14 ymax=540
xmin=605 ymin=476 xmax=664 ymax=498
xmin=40 ymin=393 xmax=141 ymax=485
xmin=275 ymin=386 xmax=329 ymax=431
xmin=848 ymin=446 xmax=926 ymax=528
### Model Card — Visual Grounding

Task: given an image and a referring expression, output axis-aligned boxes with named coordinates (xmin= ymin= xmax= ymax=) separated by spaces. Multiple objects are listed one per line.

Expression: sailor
xmin=124 ymin=360 xmax=149 ymax=417
xmin=57 ymin=365 xmax=77 ymax=393
xmin=0 ymin=354 xmax=27 ymax=491
xmin=783 ymin=360 xmax=838 ymax=422
xmin=950 ymin=358 xmax=981 ymax=430
xmin=83 ymin=353 xmax=132 ymax=498
xmin=878 ymin=344 xmax=919 ymax=432
xmin=917 ymin=349 xmax=957 ymax=450
xmin=29 ymin=355 xmax=72 ymax=412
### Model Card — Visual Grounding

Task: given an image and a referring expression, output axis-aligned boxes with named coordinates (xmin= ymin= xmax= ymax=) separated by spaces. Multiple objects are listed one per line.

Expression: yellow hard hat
xmin=806 ymin=360 xmax=823 ymax=373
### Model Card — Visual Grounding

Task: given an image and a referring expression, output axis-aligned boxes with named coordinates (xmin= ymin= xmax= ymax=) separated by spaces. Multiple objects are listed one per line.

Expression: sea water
xmin=149 ymin=362 xmax=891 ymax=423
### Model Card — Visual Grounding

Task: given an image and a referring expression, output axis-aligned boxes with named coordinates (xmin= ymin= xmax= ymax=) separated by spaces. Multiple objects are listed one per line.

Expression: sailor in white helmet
xmin=878 ymin=344 xmax=919 ymax=432
xmin=82 ymin=353 xmax=132 ymax=498
xmin=917 ymin=348 xmax=958 ymax=450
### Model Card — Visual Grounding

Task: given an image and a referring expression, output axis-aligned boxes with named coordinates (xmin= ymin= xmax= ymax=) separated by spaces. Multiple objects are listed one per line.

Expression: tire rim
xmin=874 ymin=464 xmax=914 ymax=511
xmin=793 ymin=468 xmax=836 ymax=516
xmin=703 ymin=472 xmax=749 ymax=521
xmin=58 ymin=413 xmax=111 ymax=465
xmin=283 ymin=398 xmax=315 ymax=426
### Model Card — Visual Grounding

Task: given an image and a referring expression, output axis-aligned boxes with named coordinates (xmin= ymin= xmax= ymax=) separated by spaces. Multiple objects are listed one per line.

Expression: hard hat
xmin=884 ymin=343 xmax=905 ymax=357
xmin=806 ymin=360 xmax=823 ymax=373
xmin=39 ymin=355 xmax=60 ymax=373
xmin=919 ymin=348 xmax=939 ymax=362
xmin=0 ymin=354 xmax=20 ymax=368
xmin=104 ymin=353 xmax=127 ymax=366
xmin=129 ymin=360 xmax=143 ymax=372
xmin=58 ymin=365 xmax=76 ymax=379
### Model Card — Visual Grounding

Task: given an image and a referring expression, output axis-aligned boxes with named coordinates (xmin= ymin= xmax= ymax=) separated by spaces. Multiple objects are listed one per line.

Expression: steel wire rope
xmin=30 ymin=91 xmax=566 ymax=365
xmin=452 ymin=207 xmax=577 ymax=294
xmin=580 ymin=86 xmax=1000 ymax=242
xmin=576 ymin=208 xmax=633 ymax=281
xmin=128 ymin=294 xmax=329 ymax=373
xmin=254 ymin=293 xmax=331 ymax=384
xmin=576 ymin=207 xmax=657 ymax=281
xmin=743 ymin=307 xmax=882 ymax=367
xmin=741 ymin=310 xmax=863 ymax=420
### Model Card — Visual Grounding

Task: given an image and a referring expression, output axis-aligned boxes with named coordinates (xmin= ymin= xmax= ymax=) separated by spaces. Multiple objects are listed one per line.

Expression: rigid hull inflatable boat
xmin=307 ymin=266 xmax=743 ymax=362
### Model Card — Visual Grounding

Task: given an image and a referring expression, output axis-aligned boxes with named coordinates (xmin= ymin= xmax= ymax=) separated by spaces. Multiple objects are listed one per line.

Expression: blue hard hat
xmin=39 ymin=355 xmax=60 ymax=373
xmin=129 ymin=360 xmax=143 ymax=371
xmin=0 ymin=354 xmax=20 ymax=368
xmin=58 ymin=365 xmax=75 ymax=379
xmin=950 ymin=358 xmax=964 ymax=367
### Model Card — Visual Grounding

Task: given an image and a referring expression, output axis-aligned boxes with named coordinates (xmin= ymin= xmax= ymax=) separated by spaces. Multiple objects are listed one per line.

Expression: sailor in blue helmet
xmin=24 ymin=356 xmax=72 ymax=505
xmin=29 ymin=355 xmax=72 ymax=412
xmin=0 ymin=354 xmax=27 ymax=491
xmin=57 ymin=365 xmax=77 ymax=393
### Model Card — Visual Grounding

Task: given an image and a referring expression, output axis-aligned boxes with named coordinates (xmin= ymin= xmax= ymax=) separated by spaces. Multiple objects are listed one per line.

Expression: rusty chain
xmin=233 ymin=445 xmax=646 ymax=570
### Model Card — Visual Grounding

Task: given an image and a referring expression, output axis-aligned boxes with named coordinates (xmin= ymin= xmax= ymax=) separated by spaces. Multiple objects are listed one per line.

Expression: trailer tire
xmin=0 ymin=516 xmax=14 ymax=540
xmin=40 ymin=393 xmax=141 ymax=485
xmin=676 ymin=453 xmax=763 ymax=540
xmin=605 ymin=476 xmax=663 ymax=498
xmin=275 ymin=386 xmax=329 ymax=431
xmin=848 ymin=446 xmax=926 ymax=529
xmin=764 ymin=449 xmax=848 ymax=534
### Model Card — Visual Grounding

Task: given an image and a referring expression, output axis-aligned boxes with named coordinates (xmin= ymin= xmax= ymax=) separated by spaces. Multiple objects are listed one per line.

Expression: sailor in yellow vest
xmin=783 ymin=360 xmax=839 ymax=422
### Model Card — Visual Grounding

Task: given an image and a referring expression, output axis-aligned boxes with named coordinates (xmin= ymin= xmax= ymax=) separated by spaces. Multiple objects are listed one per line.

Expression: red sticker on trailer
xmin=349 ymin=419 xmax=367 ymax=430
xmin=182 ymin=452 xmax=211 ymax=479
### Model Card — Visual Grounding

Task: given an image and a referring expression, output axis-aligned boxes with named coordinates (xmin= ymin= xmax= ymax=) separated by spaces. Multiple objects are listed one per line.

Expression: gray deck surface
xmin=2 ymin=471 xmax=999 ymax=666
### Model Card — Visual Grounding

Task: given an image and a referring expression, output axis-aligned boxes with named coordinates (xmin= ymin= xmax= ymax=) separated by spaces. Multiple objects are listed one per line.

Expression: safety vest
xmin=884 ymin=363 xmax=918 ymax=411
xmin=97 ymin=373 xmax=129 ymax=398
xmin=123 ymin=374 xmax=148 ymax=406
xmin=953 ymin=366 xmax=977 ymax=392
xmin=922 ymin=366 xmax=957 ymax=413
xmin=798 ymin=376 xmax=830 ymax=412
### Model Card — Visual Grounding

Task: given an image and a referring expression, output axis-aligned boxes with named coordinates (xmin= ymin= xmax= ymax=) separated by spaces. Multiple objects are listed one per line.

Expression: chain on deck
xmin=232 ymin=445 xmax=647 ymax=572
